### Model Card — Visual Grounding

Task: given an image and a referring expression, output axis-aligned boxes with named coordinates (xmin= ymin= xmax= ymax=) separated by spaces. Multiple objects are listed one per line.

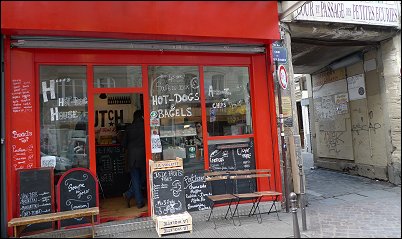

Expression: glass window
xmin=148 ymin=66 xmax=203 ymax=172
xmin=204 ymin=66 xmax=253 ymax=136
xmin=39 ymin=66 xmax=88 ymax=174
xmin=94 ymin=66 xmax=142 ymax=88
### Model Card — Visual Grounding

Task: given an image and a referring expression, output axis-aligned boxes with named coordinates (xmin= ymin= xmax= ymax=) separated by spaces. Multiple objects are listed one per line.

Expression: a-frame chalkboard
xmin=57 ymin=168 xmax=99 ymax=228
xmin=17 ymin=167 xmax=54 ymax=233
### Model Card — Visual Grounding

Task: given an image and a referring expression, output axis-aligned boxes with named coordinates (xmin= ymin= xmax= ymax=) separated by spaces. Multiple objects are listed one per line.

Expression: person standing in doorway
xmin=123 ymin=110 xmax=146 ymax=209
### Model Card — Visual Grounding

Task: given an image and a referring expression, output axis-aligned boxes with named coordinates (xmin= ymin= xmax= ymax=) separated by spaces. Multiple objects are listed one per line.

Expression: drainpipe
xmin=1 ymin=34 xmax=8 ymax=238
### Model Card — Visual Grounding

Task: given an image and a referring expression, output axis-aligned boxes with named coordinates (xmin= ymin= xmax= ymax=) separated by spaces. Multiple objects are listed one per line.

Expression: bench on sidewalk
xmin=8 ymin=207 xmax=99 ymax=238
xmin=228 ymin=169 xmax=282 ymax=224
xmin=205 ymin=169 xmax=281 ymax=228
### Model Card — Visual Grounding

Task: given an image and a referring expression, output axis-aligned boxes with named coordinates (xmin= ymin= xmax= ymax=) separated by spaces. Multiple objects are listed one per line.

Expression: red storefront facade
xmin=1 ymin=1 xmax=281 ymax=235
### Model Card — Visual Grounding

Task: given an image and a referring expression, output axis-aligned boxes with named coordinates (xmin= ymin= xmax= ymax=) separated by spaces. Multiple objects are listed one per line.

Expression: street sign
xmin=273 ymin=47 xmax=287 ymax=63
xmin=278 ymin=65 xmax=288 ymax=90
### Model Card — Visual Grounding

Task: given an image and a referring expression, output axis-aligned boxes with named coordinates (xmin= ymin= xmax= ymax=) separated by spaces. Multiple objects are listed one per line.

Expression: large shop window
xmin=39 ymin=66 xmax=89 ymax=174
xmin=204 ymin=66 xmax=253 ymax=136
xmin=148 ymin=66 xmax=203 ymax=172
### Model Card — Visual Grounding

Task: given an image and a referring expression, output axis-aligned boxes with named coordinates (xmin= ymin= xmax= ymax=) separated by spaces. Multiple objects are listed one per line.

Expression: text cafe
xmin=1 ymin=1 xmax=282 ymax=235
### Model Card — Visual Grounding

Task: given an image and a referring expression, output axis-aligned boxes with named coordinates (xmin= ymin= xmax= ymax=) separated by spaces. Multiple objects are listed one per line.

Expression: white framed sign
xmin=347 ymin=74 xmax=366 ymax=101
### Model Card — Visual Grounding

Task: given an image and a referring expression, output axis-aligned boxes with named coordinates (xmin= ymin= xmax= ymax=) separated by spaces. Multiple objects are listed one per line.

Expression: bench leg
xmin=91 ymin=215 xmax=95 ymax=238
xmin=264 ymin=196 xmax=280 ymax=220
xmin=207 ymin=201 xmax=217 ymax=229
xmin=248 ymin=197 xmax=262 ymax=224
xmin=231 ymin=197 xmax=241 ymax=226
xmin=14 ymin=226 xmax=18 ymax=238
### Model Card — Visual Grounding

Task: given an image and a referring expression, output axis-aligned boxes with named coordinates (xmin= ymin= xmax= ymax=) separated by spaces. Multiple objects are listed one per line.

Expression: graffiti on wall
xmin=351 ymin=111 xmax=382 ymax=135
xmin=323 ymin=131 xmax=344 ymax=154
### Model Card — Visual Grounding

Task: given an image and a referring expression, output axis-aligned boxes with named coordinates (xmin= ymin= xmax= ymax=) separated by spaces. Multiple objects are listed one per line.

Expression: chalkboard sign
xmin=152 ymin=169 xmax=186 ymax=216
xmin=208 ymin=139 xmax=255 ymax=171
xmin=17 ymin=168 xmax=54 ymax=233
xmin=208 ymin=139 xmax=256 ymax=194
xmin=150 ymin=159 xmax=187 ymax=217
xmin=96 ymin=145 xmax=129 ymax=197
xmin=184 ymin=171 xmax=211 ymax=212
xmin=57 ymin=168 xmax=98 ymax=228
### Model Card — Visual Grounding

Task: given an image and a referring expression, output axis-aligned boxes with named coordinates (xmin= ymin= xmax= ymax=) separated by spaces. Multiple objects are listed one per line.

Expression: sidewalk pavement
xmin=25 ymin=152 xmax=401 ymax=238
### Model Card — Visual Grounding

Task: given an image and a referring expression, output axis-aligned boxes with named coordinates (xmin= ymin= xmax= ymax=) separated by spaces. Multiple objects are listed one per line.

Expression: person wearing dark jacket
xmin=122 ymin=110 xmax=146 ymax=208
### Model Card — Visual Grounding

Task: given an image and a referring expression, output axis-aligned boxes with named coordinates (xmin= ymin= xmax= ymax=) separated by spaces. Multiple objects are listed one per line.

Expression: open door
xmin=93 ymin=93 xmax=147 ymax=222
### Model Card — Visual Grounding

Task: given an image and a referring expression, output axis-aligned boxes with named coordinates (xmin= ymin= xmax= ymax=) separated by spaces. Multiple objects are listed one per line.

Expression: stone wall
xmin=311 ymin=34 xmax=401 ymax=184
xmin=379 ymin=33 xmax=401 ymax=185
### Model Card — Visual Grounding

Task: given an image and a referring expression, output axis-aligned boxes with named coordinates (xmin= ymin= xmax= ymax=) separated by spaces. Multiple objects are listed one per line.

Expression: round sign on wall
xmin=278 ymin=65 xmax=288 ymax=89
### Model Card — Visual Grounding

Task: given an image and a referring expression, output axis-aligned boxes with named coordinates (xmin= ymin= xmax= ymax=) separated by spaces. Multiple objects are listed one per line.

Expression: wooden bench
xmin=204 ymin=169 xmax=282 ymax=227
xmin=8 ymin=207 xmax=99 ymax=238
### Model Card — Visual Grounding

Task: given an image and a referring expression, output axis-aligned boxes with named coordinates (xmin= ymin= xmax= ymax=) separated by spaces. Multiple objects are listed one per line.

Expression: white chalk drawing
xmin=154 ymin=199 xmax=182 ymax=215
xmin=66 ymin=195 xmax=92 ymax=211
xmin=64 ymin=174 xmax=89 ymax=185
xmin=170 ymin=180 xmax=182 ymax=197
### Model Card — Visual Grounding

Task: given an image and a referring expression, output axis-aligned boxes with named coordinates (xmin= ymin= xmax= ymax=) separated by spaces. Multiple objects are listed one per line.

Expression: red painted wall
xmin=6 ymin=48 xmax=38 ymax=235
xmin=1 ymin=1 xmax=279 ymax=44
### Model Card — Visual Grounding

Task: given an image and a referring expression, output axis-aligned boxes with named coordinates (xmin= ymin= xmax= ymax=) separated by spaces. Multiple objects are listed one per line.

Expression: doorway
xmin=93 ymin=93 xmax=147 ymax=222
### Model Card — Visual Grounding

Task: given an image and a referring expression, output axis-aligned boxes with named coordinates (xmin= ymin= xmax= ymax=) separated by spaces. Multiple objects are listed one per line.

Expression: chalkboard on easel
xmin=17 ymin=168 xmax=54 ymax=233
xmin=208 ymin=139 xmax=256 ymax=195
xmin=150 ymin=159 xmax=186 ymax=217
xmin=57 ymin=168 xmax=98 ymax=228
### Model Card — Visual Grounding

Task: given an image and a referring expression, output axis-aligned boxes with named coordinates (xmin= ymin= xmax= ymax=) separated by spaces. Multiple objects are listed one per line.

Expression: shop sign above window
xmin=293 ymin=1 xmax=400 ymax=27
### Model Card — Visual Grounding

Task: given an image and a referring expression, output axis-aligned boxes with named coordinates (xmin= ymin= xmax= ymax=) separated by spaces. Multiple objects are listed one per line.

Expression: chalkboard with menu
xmin=96 ymin=145 xmax=129 ymax=197
xmin=150 ymin=159 xmax=186 ymax=217
xmin=57 ymin=168 xmax=98 ymax=228
xmin=208 ymin=139 xmax=256 ymax=194
xmin=208 ymin=139 xmax=255 ymax=171
xmin=184 ymin=171 xmax=211 ymax=212
xmin=17 ymin=168 xmax=54 ymax=233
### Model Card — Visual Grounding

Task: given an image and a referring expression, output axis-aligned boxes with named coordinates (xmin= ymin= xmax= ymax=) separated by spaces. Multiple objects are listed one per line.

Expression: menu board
xmin=150 ymin=159 xmax=187 ymax=217
xmin=17 ymin=168 xmax=54 ymax=233
xmin=10 ymin=79 xmax=35 ymax=170
xmin=184 ymin=171 xmax=211 ymax=212
xmin=96 ymin=145 xmax=129 ymax=197
xmin=152 ymin=169 xmax=186 ymax=216
xmin=12 ymin=79 xmax=33 ymax=113
xmin=208 ymin=139 xmax=256 ymax=194
xmin=57 ymin=168 xmax=98 ymax=228
xmin=208 ymin=139 xmax=255 ymax=171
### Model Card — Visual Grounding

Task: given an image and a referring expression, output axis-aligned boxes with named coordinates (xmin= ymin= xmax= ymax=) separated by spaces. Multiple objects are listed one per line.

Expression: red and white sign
xmin=278 ymin=65 xmax=288 ymax=90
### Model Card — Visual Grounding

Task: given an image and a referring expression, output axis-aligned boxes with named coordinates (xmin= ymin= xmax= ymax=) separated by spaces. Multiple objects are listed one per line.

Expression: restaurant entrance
xmin=94 ymin=92 xmax=147 ymax=222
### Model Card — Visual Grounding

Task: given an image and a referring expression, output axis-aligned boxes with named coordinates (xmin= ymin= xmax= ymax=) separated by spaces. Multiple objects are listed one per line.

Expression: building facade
xmin=1 ymin=1 xmax=282 ymax=236
xmin=282 ymin=1 xmax=401 ymax=185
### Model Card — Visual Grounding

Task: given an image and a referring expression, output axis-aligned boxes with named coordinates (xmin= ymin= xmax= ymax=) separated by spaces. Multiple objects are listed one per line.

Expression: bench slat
xmin=8 ymin=207 xmax=99 ymax=227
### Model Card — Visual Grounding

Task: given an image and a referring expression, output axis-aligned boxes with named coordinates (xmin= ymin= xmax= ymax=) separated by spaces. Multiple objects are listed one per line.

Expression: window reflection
xmin=94 ymin=66 xmax=142 ymax=88
xmin=204 ymin=66 xmax=253 ymax=136
xmin=39 ymin=66 xmax=88 ymax=174
xmin=148 ymin=66 xmax=204 ymax=172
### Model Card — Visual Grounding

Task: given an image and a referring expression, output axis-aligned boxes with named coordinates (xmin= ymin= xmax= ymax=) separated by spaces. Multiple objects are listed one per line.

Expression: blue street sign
xmin=273 ymin=47 xmax=287 ymax=63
